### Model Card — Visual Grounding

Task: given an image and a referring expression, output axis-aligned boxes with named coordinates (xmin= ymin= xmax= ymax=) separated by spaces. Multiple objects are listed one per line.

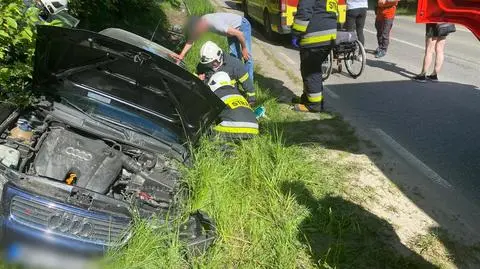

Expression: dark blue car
xmin=0 ymin=26 xmax=222 ymax=267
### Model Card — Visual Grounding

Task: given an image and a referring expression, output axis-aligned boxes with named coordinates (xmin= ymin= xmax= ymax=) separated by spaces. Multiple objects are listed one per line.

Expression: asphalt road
xmin=218 ymin=2 xmax=480 ymax=205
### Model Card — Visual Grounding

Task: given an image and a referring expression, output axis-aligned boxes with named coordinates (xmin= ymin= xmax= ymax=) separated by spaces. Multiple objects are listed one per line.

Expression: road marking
xmin=364 ymin=28 xmax=425 ymax=50
xmin=325 ymin=87 xmax=340 ymax=99
xmin=278 ymin=52 xmax=296 ymax=65
xmin=372 ymin=128 xmax=453 ymax=189
xmin=365 ymin=28 xmax=480 ymax=67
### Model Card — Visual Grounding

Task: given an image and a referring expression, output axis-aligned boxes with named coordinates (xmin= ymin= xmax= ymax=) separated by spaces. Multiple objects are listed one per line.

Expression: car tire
xmin=263 ymin=10 xmax=276 ymax=41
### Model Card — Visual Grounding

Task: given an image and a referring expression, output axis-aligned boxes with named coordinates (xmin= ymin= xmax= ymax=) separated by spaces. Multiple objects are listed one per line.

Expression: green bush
xmin=0 ymin=0 xmax=41 ymax=107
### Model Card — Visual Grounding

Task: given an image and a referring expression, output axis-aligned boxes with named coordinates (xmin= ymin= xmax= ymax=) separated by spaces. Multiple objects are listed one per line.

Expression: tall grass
xmin=104 ymin=0 xmax=444 ymax=268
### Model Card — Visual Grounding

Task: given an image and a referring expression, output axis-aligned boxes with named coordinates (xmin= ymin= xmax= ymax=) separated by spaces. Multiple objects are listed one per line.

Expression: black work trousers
xmin=345 ymin=8 xmax=367 ymax=45
xmin=300 ymin=46 xmax=332 ymax=112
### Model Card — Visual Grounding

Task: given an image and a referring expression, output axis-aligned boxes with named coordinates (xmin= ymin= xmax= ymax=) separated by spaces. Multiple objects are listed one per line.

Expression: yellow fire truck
xmin=243 ymin=0 xmax=346 ymax=40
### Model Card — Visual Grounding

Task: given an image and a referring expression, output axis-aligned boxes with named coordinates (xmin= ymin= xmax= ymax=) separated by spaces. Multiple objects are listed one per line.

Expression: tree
xmin=0 ymin=0 xmax=41 ymax=107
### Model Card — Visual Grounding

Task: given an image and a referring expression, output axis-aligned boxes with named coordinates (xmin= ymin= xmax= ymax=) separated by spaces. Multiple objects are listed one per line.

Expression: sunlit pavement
xmin=219 ymin=1 xmax=480 ymax=206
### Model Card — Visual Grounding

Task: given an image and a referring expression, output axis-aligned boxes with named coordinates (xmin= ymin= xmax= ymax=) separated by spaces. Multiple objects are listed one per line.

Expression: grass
xmin=102 ymin=0 xmax=453 ymax=267
xmin=0 ymin=0 xmax=464 ymax=268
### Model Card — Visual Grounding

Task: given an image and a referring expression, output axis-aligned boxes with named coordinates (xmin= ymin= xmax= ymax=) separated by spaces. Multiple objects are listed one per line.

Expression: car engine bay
xmin=0 ymin=106 xmax=182 ymax=217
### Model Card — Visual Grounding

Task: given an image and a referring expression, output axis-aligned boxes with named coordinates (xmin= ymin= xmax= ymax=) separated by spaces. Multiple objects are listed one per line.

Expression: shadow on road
xmin=281 ymin=181 xmax=439 ymax=268
xmin=367 ymin=59 xmax=418 ymax=79
xmin=260 ymin=77 xmax=480 ymax=267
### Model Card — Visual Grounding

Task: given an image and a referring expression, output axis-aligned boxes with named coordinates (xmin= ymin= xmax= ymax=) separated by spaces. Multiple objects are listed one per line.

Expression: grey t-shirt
xmin=202 ymin=13 xmax=243 ymax=35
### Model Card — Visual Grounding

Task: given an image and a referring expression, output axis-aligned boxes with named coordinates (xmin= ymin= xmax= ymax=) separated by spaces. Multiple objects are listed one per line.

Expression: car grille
xmin=10 ymin=195 xmax=130 ymax=246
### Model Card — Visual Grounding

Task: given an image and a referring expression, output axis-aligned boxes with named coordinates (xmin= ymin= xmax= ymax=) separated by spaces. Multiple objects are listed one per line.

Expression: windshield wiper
xmin=54 ymin=57 xmax=119 ymax=79
xmin=59 ymin=97 xmax=129 ymax=139
xmin=94 ymin=115 xmax=180 ymax=152
xmin=60 ymin=97 xmax=181 ymax=154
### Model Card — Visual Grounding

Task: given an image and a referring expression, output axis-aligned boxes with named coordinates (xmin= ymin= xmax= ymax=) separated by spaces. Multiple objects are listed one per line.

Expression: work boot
xmin=292 ymin=104 xmax=322 ymax=113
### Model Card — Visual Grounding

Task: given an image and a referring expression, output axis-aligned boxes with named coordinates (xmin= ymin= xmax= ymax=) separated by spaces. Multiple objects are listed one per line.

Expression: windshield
xmin=60 ymin=89 xmax=181 ymax=144
xmin=49 ymin=11 xmax=80 ymax=28
xmin=98 ymin=28 xmax=186 ymax=68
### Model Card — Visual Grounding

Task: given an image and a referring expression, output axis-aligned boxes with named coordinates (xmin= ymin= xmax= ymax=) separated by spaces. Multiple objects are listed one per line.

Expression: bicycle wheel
xmin=322 ymin=50 xmax=333 ymax=81
xmin=345 ymin=40 xmax=366 ymax=78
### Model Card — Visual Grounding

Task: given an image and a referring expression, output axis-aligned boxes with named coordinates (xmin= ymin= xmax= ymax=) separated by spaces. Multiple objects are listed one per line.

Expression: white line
xmin=372 ymin=128 xmax=453 ymax=189
xmin=325 ymin=87 xmax=340 ymax=99
xmin=278 ymin=52 xmax=296 ymax=65
xmin=364 ymin=28 xmax=425 ymax=50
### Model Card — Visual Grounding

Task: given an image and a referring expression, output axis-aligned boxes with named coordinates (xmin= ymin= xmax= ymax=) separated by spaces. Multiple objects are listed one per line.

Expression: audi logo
xmin=47 ymin=212 xmax=94 ymax=238
xmin=65 ymin=147 xmax=93 ymax=161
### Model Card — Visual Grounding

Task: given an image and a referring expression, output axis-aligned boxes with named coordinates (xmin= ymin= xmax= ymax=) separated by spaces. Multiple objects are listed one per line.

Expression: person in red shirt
xmin=375 ymin=0 xmax=398 ymax=58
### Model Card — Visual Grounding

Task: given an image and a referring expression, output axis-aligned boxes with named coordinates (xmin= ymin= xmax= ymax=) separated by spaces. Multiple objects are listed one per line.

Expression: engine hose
xmin=120 ymin=154 xmax=143 ymax=173
xmin=0 ymin=139 xmax=36 ymax=152
xmin=34 ymin=131 xmax=49 ymax=152
xmin=0 ymin=110 xmax=20 ymax=135
xmin=18 ymin=152 xmax=34 ymax=173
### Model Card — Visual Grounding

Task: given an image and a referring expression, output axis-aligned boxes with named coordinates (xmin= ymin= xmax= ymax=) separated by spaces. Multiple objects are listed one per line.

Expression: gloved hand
xmin=291 ymin=35 xmax=300 ymax=48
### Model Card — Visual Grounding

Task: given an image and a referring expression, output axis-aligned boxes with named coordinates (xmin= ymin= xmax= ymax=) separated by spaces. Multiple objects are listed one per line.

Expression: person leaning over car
xmin=206 ymin=71 xmax=259 ymax=140
xmin=196 ymin=41 xmax=256 ymax=105
xmin=171 ymin=13 xmax=254 ymax=81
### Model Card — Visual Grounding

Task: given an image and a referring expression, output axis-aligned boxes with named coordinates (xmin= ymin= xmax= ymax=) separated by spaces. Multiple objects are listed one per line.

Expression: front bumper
xmin=0 ymin=183 xmax=131 ymax=259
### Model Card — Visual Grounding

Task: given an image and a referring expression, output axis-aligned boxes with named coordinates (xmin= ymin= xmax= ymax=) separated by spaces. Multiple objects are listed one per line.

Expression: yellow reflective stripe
xmin=292 ymin=19 xmax=309 ymax=32
xmin=220 ymin=81 xmax=234 ymax=86
xmin=214 ymin=125 xmax=259 ymax=134
xmin=300 ymin=33 xmax=337 ymax=46
xmin=224 ymin=95 xmax=251 ymax=109
xmin=238 ymin=73 xmax=249 ymax=83
xmin=292 ymin=23 xmax=307 ymax=32
xmin=246 ymin=92 xmax=256 ymax=96
xmin=307 ymin=94 xmax=323 ymax=103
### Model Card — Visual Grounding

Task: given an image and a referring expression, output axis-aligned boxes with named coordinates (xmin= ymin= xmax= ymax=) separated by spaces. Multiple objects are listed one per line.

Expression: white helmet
xmin=40 ymin=0 xmax=68 ymax=14
xmin=207 ymin=71 xmax=232 ymax=92
xmin=200 ymin=41 xmax=223 ymax=65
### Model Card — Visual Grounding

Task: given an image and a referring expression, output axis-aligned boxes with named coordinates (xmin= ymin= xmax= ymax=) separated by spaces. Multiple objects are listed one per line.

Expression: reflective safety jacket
xmin=292 ymin=0 xmax=339 ymax=48
xmin=212 ymin=84 xmax=259 ymax=136
xmin=197 ymin=54 xmax=256 ymax=102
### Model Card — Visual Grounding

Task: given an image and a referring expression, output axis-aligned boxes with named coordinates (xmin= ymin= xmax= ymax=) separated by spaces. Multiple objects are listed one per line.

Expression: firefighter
xmin=197 ymin=41 xmax=256 ymax=105
xmin=291 ymin=0 xmax=338 ymax=112
xmin=207 ymin=72 xmax=259 ymax=140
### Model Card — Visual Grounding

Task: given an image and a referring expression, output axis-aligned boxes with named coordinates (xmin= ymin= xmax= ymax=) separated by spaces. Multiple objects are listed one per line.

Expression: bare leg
xmin=420 ymin=37 xmax=437 ymax=75
xmin=432 ymin=37 xmax=446 ymax=75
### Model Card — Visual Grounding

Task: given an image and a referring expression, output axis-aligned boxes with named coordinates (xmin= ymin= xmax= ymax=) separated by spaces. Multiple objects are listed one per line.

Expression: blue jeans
xmin=228 ymin=18 xmax=254 ymax=81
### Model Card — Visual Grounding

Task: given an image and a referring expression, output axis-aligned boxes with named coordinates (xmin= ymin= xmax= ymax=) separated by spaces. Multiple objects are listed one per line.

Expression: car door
xmin=416 ymin=0 xmax=480 ymax=39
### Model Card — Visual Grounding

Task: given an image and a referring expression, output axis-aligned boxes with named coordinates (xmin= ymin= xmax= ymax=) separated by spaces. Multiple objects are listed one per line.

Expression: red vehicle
xmin=416 ymin=0 xmax=480 ymax=39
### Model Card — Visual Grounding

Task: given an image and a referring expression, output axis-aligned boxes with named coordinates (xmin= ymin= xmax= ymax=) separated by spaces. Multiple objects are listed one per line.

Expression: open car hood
xmin=33 ymin=26 xmax=224 ymax=144
xmin=417 ymin=0 xmax=480 ymax=39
